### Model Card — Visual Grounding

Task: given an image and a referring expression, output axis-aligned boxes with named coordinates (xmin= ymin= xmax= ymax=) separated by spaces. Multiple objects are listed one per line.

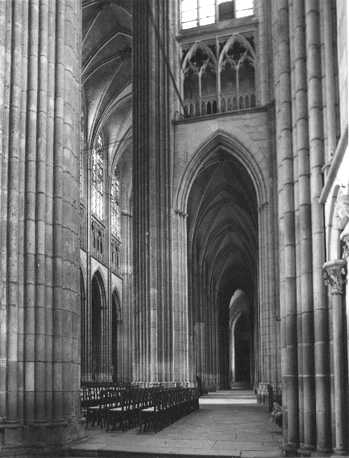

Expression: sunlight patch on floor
xmin=199 ymin=391 xmax=257 ymax=405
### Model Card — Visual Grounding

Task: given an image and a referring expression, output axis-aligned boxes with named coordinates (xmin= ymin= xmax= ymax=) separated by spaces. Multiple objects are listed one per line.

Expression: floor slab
xmin=66 ymin=390 xmax=283 ymax=458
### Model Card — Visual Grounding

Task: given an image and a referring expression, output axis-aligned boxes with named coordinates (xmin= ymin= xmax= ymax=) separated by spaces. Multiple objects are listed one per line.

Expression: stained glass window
xmin=111 ymin=167 xmax=121 ymax=239
xmin=91 ymin=134 xmax=104 ymax=220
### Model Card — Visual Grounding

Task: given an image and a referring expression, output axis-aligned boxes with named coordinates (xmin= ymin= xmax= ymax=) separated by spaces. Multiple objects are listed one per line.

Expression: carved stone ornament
xmin=323 ymin=259 xmax=347 ymax=295
xmin=335 ymin=192 xmax=349 ymax=231
xmin=341 ymin=233 xmax=349 ymax=260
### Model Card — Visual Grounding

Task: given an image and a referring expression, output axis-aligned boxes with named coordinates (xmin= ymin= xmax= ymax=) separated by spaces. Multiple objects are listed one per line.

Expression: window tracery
xmin=111 ymin=167 xmax=121 ymax=240
xmin=80 ymin=110 xmax=86 ymax=200
xmin=182 ymin=34 xmax=256 ymax=117
xmin=91 ymin=133 xmax=105 ymax=220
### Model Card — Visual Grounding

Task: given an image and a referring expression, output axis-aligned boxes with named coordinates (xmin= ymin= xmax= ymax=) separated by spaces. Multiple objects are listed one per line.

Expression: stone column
xmin=321 ymin=0 xmax=337 ymax=167
xmin=275 ymin=0 xmax=299 ymax=450
xmin=291 ymin=0 xmax=316 ymax=449
xmin=172 ymin=210 xmax=190 ymax=385
xmin=0 ymin=0 xmax=83 ymax=453
xmin=305 ymin=0 xmax=331 ymax=451
xmin=121 ymin=210 xmax=133 ymax=383
xmin=342 ymin=231 xmax=349 ymax=424
xmin=133 ymin=0 xmax=174 ymax=385
xmin=323 ymin=260 xmax=347 ymax=454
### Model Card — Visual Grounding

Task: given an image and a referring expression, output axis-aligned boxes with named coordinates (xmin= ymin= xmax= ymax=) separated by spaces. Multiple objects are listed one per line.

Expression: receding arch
xmin=176 ymin=130 xmax=274 ymax=392
xmin=186 ymin=141 xmax=258 ymax=390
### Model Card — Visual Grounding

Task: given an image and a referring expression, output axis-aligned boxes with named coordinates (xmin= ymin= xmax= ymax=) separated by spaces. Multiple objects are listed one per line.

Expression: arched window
xmin=91 ymin=134 xmax=105 ymax=220
xmin=111 ymin=167 xmax=121 ymax=239
xmin=91 ymin=272 xmax=105 ymax=381
xmin=80 ymin=270 xmax=87 ymax=382
xmin=111 ymin=290 xmax=122 ymax=382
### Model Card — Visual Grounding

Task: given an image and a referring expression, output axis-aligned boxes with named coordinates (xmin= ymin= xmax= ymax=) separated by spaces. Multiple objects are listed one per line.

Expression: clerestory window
xmin=111 ymin=167 xmax=121 ymax=240
xmin=180 ymin=0 xmax=254 ymax=30
xmin=91 ymin=133 xmax=105 ymax=221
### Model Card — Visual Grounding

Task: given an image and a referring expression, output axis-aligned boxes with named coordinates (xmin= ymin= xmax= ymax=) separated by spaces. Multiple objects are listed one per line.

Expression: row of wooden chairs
xmin=139 ymin=388 xmax=199 ymax=432
xmin=81 ymin=385 xmax=199 ymax=432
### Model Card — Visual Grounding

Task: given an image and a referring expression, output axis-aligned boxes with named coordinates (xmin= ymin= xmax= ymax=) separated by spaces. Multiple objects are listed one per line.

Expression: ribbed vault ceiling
xmin=188 ymin=151 xmax=258 ymax=311
xmin=82 ymin=0 xmax=132 ymax=163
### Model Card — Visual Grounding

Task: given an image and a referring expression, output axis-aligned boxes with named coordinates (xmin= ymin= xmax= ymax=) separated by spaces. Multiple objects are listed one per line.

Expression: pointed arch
xmin=80 ymin=268 xmax=87 ymax=382
xmin=174 ymin=130 xmax=268 ymax=215
xmin=111 ymin=288 xmax=122 ymax=382
xmin=91 ymin=270 xmax=106 ymax=381
xmin=182 ymin=40 xmax=217 ymax=73
xmin=218 ymin=34 xmax=256 ymax=69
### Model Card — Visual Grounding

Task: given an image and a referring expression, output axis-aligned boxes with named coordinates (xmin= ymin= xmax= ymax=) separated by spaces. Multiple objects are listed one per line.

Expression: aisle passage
xmin=68 ymin=390 xmax=283 ymax=457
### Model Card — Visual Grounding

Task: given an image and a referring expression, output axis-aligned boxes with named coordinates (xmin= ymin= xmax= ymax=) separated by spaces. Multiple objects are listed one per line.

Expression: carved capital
xmin=323 ymin=259 xmax=347 ymax=295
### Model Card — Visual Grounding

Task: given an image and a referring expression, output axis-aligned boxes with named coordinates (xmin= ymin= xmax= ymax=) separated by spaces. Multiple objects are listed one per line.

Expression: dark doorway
xmin=80 ymin=270 xmax=87 ymax=381
xmin=91 ymin=273 xmax=104 ymax=380
xmin=111 ymin=290 xmax=121 ymax=382
xmin=234 ymin=314 xmax=251 ymax=383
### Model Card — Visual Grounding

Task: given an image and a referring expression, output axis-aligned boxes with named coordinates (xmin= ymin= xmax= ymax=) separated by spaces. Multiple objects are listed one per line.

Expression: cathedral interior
xmin=0 ymin=0 xmax=348 ymax=456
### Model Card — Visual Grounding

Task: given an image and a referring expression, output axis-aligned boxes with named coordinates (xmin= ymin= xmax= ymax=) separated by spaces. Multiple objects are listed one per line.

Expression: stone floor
xmin=66 ymin=390 xmax=283 ymax=457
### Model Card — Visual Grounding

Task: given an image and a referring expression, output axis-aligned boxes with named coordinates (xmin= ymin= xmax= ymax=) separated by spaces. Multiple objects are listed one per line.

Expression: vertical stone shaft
xmin=121 ymin=209 xmax=133 ymax=383
xmin=6 ymin=0 xmax=25 ymax=422
xmin=0 ymin=0 xmax=11 ymax=420
xmin=321 ymin=0 xmax=337 ymax=163
xmin=275 ymin=0 xmax=298 ymax=449
xmin=291 ymin=0 xmax=316 ymax=448
xmin=305 ymin=0 xmax=331 ymax=451
xmin=133 ymin=0 xmax=173 ymax=384
xmin=0 ymin=0 xmax=82 ymax=450
xmin=288 ymin=0 xmax=304 ymax=444
xmin=323 ymin=260 xmax=347 ymax=453
xmin=172 ymin=211 xmax=190 ymax=384
xmin=256 ymin=0 xmax=270 ymax=105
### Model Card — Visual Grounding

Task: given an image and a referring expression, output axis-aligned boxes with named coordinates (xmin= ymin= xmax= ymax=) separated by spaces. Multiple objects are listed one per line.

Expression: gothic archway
xmin=111 ymin=289 xmax=122 ymax=382
xmin=172 ymin=131 xmax=277 ymax=391
xmin=91 ymin=272 xmax=106 ymax=381
xmin=80 ymin=269 xmax=87 ymax=382
xmin=187 ymin=147 xmax=257 ymax=390
xmin=234 ymin=313 xmax=252 ymax=383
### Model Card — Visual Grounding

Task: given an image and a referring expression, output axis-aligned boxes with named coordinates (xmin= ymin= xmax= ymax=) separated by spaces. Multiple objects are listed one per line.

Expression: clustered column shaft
xmin=274 ymin=0 xmax=334 ymax=452
xmin=275 ymin=0 xmax=298 ymax=449
xmin=133 ymin=0 xmax=174 ymax=385
xmin=0 ymin=0 xmax=82 ymax=450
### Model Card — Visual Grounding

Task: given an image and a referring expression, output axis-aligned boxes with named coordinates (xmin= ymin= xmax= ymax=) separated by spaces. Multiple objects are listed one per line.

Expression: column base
xmin=282 ymin=444 xmax=299 ymax=456
xmin=296 ymin=447 xmax=313 ymax=457
xmin=332 ymin=449 xmax=349 ymax=456
xmin=0 ymin=418 xmax=86 ymax=457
